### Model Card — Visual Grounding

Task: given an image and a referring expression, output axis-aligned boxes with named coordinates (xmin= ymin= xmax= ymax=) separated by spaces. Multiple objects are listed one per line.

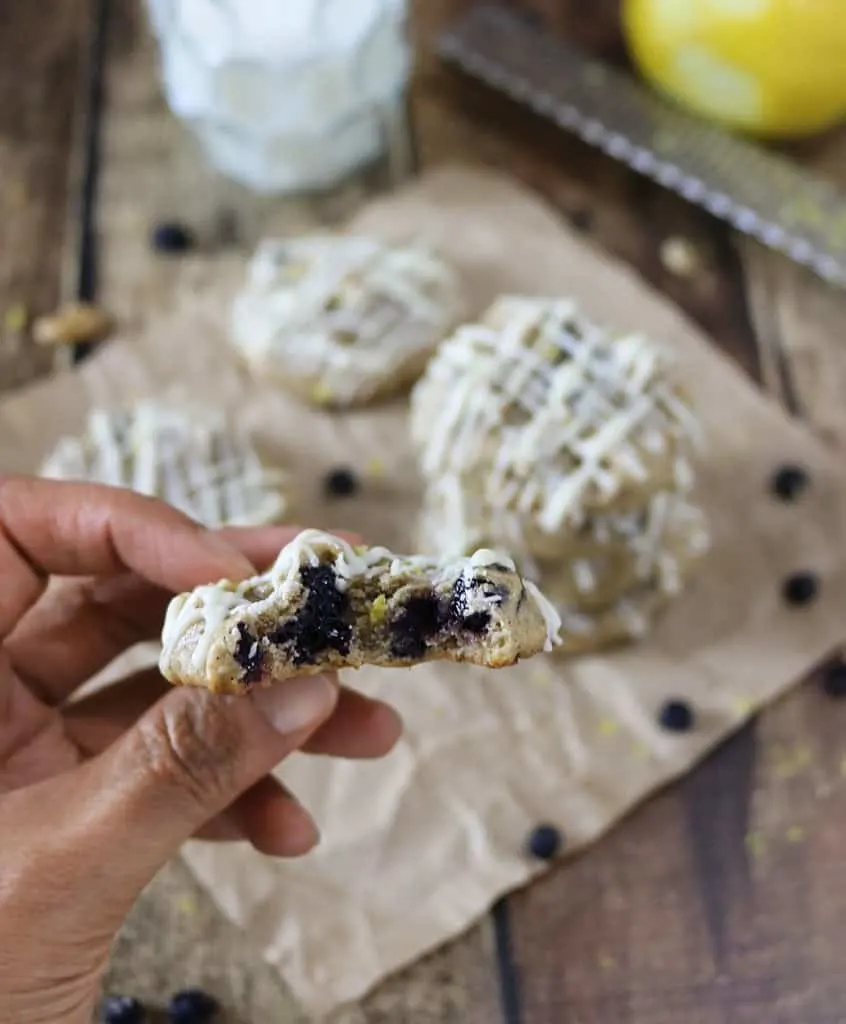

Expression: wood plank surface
xmin=407 ymin=3 xmax=846 ymax=1022
xmin=0 ymin=0 xmax=88 ymax=392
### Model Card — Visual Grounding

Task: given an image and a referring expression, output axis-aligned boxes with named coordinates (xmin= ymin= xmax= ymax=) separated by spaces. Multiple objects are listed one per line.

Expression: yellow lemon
xmin=623 ymin=0 xmax=846 ymax=138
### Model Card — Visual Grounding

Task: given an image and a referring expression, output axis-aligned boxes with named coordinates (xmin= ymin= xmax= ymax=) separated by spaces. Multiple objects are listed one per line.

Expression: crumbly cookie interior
xmin=160 ymin=529 xmax=560 ymax=691
xmin=230 ymin=560 xmax=517 ymax=684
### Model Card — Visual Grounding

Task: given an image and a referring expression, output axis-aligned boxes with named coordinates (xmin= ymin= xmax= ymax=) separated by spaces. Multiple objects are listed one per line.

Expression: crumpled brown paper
xmin=2 ymin=167 xmax=846 ymax=1018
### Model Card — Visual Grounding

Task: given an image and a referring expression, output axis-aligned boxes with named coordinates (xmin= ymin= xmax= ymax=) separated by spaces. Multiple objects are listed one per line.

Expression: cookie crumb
xmin=311 ymin=381 xmax=333 ymax=405
xmin=785 ymin=824 xmax=805 ymax=844
xmin=660 ymin=236 xmax=699 ymax=277
xmin=33 ymin=301 xmax=113 ymax=346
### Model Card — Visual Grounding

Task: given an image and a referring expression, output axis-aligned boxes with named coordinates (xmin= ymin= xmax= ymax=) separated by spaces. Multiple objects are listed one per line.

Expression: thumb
xmin=32 ymin=674 xmax=336 ymax=920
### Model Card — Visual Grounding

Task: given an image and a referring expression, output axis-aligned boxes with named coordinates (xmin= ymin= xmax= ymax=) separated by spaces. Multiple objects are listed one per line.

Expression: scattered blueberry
xmin=151 ymin=221 xmax=195 ymax=254
xmin=770 ymin=464 xmax=809 ymax=501
xmin=100 ymin=995 xmax=145 ymax=1024
xmin=822 ymin=660 xmax=846 ymax=698
xmin=782 ymin=571 xmax=819 ymax=606
xmin=168 ymin=988 xmax=219 ymax=1023
xmin=659 ymin=699 xmax=695 ymax=732
xmin=568 ymin=209 xmax=593 ymax=232
xmin=525 ymin=824 xmax=563 ymax=861
xmin=324 ymin=466 xmax=358 ymax=498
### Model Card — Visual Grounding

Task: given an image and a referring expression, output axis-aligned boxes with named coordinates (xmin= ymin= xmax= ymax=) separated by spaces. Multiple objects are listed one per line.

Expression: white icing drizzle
xmin=418 ymin=475 xmax=709 ymax=603
xmin=523 ymin=580 xmax=562 ymax=652
xmin=159 ymin=528 xmax=558 ymax=674
xmin=231 ymin=234 xmax=465 ymax=404
xmin=40 ymin=401 xmax=288 ymax=529
xmin=410 ymin=296 xmax=703 ymax=530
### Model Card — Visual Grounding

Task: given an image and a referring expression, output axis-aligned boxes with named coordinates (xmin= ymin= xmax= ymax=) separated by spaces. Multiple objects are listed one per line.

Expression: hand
xmin=0 ymin=477 xmax=402 ymax=1023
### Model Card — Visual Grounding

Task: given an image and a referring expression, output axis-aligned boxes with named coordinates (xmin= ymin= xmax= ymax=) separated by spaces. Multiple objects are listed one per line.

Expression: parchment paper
xmin=2 ymin=167 xmax=846 ymax=1018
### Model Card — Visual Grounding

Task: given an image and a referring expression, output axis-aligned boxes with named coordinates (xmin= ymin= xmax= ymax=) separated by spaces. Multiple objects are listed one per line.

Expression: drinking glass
xmin=146 ymin=0 xmax=411 ymax=194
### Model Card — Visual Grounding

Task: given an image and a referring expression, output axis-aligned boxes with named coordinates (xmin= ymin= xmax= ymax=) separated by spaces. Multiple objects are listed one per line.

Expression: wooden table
xmin=5 ymin=2 xmax=846 ymax=1021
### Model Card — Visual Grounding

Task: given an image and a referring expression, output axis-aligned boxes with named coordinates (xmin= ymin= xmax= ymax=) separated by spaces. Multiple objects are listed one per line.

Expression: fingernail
xmin=252 ymin=674 xmax=337 ymax=735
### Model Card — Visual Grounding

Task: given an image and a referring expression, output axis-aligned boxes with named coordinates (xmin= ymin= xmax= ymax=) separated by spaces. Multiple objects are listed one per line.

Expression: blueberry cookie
xmin=231 ymin=235 xmax=465 ymax=408
xmin=40 ymin=401 xmax=289 ymax=528
xmin=411 ymin=295 xmax=702 ymax=532
xmin=550 ymin=580 xmax=677 ymax=656
xmin=418 ymin=482 xmax=709 ymax=612
xmin=159 ymin=529 xmax=561 ymax=693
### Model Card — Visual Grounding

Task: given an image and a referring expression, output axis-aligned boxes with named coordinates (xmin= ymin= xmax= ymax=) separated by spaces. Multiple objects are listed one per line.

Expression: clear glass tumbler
xmin=146 ymin=0 xmax=411 ymax=194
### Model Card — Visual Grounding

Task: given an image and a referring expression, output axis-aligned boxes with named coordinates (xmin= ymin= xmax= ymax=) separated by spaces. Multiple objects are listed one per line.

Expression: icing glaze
xmin=231 ymin=234 xmax=465 ymax=404
xmin=418 ymin=476 xmax=709 ymax=602
xmin=410 ymin=296 xmax=703 ymax=531
xmin=40 ymin=401 xmax=288 ymax=529
xmin=159 ymin=528 xmax=561 ymax=672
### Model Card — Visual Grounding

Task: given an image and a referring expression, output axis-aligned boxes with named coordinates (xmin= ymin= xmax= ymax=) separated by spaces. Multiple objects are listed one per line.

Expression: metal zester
xmin=438 ymin=4 xmax=846 ymax=289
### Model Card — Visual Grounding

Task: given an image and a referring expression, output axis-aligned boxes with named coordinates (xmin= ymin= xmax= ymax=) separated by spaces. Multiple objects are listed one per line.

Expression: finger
xmin=0 ymin=477 xmax=255 ymax=640
xmin=63 ymin=668 xmax=321 ymax=854
xmin=8 ymin=524 xmax=356 ymax=705
xmin=222 ymin=775 xmax=319 ymax=856
xmin=303 ymin=688 xmax=403 ymax=758
xmin=64 ymin=667 xmax=401 ymax=760
xmin=7 ymin=673 xmax=340 ymax=928
xmin=0 ymin=676 xmax=338 ymax=944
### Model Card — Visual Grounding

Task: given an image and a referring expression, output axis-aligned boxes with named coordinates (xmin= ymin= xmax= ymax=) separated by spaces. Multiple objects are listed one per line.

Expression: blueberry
xmin=324 ymin=467 xmax=358 ymax=498
xmin=100 ymin=995 xmax=145 ymax=1024
xmin=770 ymin=464 xmax=809 ymax=501
xmin=233 ymin=623 xmax=263 ymax=684
xmin=151 ymin=221 xmax=195 ymax=254
xmin=269 ymin=564 xmax=351 ymax=665
xmin=525 ymin=824 xmax=563 ymax=861
xmin=658 ymin=699 xmax=694 ymax=732
xmin=568 ymin=209 xmax=593 ymax=232
xmin=390 ymin=594 xmax=441 ymax=659
xmin=168 ymin=988 xmax=218 ymax=1023
xmin=822 ymin=661 xmax=846 ymax=698
xmin=782 ymin=571 xmax=819 ymax=606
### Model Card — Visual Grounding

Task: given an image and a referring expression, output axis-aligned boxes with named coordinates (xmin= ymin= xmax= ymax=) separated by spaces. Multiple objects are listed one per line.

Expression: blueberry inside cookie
xmin=159 ymin=530 xmax=561 ymax=694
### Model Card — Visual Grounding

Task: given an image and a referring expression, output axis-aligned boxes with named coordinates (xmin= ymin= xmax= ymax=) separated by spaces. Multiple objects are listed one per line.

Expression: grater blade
xmin=438 ymin=4 xmax=846 ymax=289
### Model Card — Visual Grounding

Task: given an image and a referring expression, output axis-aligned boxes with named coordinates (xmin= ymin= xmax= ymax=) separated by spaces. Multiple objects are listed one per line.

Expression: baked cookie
xmin=549 ymin=581 xmax=674 ymax=656
xmin=159 ymin=528 xmax=561 ymax=693
xmin=411 ymin=295 xmax=702 ymax=533
xmin=418 ymin=483 xmax=709 ymax=613
xmin=40 ymin=401 xmax=289 ymax=528
xmin=231 ymin=234 xmax=465 ymax=407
